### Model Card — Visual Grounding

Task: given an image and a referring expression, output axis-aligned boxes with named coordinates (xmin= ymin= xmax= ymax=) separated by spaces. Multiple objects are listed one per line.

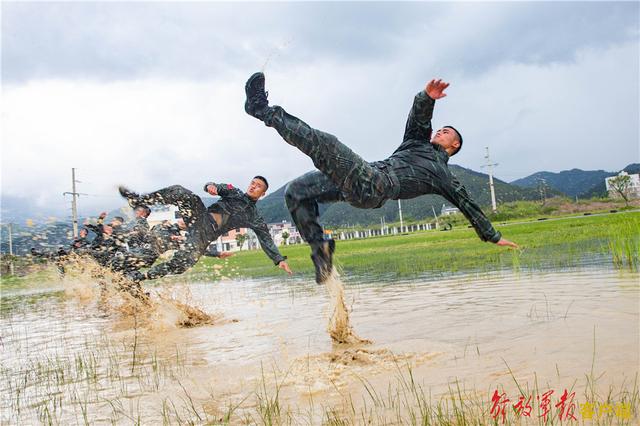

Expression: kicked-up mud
xmin=1 ymin=263 xmax=638 ymax=424
xmin=324 ymin=269 xmax=372 ymax=345
xmin=61 ymin=256 xmax=221 ymax=329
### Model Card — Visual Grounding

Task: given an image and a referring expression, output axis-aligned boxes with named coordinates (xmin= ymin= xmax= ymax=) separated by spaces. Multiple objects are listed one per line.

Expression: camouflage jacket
xmin=150 ymin=222 xmax=182 ymax=254
xmin=379 ymin=90 xmax=501 ymax=243
xmin=204 ymin=183 xmax=286 ymax=265
xmin=124 ymin=217 xmax=155 ymax=253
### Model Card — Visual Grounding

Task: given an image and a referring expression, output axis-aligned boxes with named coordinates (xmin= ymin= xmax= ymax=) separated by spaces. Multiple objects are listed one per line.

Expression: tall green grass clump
xmin=606 ymin=219 xmax=639 ymax=271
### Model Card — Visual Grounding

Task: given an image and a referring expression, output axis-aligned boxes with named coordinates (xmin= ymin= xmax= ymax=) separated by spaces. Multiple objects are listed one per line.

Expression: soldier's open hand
xmin=425 ymin=79 xmax=450 ymax=100
xmin=496 ymin=238 xmax=519 ymax=249
xmin=278 ymin=261 xmax=292 ymax=275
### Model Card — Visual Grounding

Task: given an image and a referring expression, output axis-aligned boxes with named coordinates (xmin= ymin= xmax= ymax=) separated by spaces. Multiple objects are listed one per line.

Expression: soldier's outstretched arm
xmin=203 ymin=182 xmax=238 ymax=198
xmin=402 ymin=78 xmax=448 ymax=143
xmin=251 ymin=222 xmax=292 ymax=274
xmin=442 ymin=175 xmax=518 ymax=248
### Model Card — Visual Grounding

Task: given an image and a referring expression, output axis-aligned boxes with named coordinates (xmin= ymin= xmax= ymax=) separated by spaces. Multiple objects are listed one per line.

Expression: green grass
xmin=192 ymin=211 xmax=640 ymax=281
xmin=3 ymin=211 xmax=638 ymax=288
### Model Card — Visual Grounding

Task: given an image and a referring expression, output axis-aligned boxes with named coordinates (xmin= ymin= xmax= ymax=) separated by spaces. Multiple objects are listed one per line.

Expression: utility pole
xmin=481 ymin=147 xmax=499 ymax=213
xmin=63 ymin=168 xmax=83 ymax=238
xmin=431 ymin=206 xmax=439 ymax=230
xmin=397 ymin=199 xmax=404 ymax=233
xmin=537 ymin=178 xmax=547 ymax=205
xmin=7 ymin=223 xmax=15 ymax=275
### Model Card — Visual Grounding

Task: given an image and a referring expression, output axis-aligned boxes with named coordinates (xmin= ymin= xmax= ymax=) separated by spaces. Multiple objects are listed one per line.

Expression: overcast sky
xmin=2 ymin=1 xmax=638 ymax=220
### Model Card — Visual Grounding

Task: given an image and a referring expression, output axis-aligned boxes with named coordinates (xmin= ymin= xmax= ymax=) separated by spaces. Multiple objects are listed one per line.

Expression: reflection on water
xmin=1 ymin=264 xmax=638 ymax=424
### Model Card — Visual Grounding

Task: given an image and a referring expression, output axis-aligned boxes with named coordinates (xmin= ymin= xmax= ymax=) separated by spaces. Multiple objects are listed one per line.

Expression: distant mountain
xmin=257 ymin=164 xmax=555 ymax=227
xmin=0 ymin=221 xmax=75 ymax=256
xmin=0 ymin=204 xmax=142 ymax=255
xmin=0 ymin=194 xmax=67 ymax=224
xmin=579 ymin=163 xmax=640 ymax=198
xmin=510 ymin=168 xmax=613 ymax=197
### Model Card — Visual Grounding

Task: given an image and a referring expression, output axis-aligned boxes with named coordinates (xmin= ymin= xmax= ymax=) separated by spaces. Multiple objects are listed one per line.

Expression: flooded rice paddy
xmin=1 ymin=262 xmax=638 ymax=424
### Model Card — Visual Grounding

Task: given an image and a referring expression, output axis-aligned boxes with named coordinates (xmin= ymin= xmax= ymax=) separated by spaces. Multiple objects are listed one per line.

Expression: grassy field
xmin=191 ymin=211 xmax=639 ymax=281
xmin=2 ymin=210 xmax=638 ymax=425
xmin=2 ymin=210 xmax=638 ymax=287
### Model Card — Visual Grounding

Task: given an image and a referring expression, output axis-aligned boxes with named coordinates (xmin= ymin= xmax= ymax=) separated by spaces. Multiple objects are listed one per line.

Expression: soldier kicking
xmin=244 ymin=72 xmax=518 ymax=283
xmin=118 ymin=176 xmax=292 ymax=282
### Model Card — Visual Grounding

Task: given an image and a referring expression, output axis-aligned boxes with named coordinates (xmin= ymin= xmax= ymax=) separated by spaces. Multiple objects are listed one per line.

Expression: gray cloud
xmin=3 ymin=2 xmax=637 ymax=82
xmin=1 ymin=2 xmax=638 ymax=221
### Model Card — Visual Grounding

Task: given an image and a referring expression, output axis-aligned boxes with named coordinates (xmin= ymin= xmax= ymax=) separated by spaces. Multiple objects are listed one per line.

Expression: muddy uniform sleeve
xmin=85 ymin=224 xmax=104 ymax=247
xmin=251 ymin=220 xmax=286 ymax=265
xmin=85 ymin=223 xmax=102 ymax=234
xmin=203 ymin=182 xmax=238 ymax=198
xmin=127 ymin=218 xmax=155 ymax=250
xmin=402 ymin=91 xmax=436 ymax=144
xmin=441 ymin=174 xmax=502 ymax=243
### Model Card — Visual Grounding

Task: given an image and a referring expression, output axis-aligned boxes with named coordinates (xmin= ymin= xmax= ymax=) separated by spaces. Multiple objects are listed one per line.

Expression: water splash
xmin=61 ymin=255 xmax=220 ymax=329
xmin=324 ymin=269 xmax=371 ymax=345
xmin=261 ymin=37 xmax=295 ymax=72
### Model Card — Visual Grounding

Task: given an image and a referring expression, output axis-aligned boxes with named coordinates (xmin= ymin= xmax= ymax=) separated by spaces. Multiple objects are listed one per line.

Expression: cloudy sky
xmin=1 ymin=1 xmax=638 ymax=221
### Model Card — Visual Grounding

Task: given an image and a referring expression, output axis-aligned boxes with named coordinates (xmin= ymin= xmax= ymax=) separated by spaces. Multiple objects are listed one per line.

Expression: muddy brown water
xmin=1 ymin=266 xmax=638 ymax=424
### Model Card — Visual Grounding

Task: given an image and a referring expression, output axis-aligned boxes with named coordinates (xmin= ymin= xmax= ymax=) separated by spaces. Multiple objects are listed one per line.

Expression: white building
xmin=267 ymin=220 xmax=302 ymax=245
xmin=147 ymin=205 xmax=180 ymax=228
xmin=605 ymin=171 xmax=640 ymax=199
xmin=215 ymin=227 xmax=250 ymax=252
xmin=440 ymin=204 xmax=460 ymax=216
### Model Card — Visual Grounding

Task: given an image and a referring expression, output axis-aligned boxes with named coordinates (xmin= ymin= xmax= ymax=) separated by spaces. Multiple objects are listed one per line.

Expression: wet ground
xmin=1 ymin=264 xmax=638 ymax=424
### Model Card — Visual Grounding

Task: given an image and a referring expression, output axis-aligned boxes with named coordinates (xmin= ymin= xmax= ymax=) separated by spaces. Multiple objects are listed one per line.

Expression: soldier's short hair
xmin=444 ymin=125 xmax=463 ymax=155
xmin=254 ymin=175 xmax=269 ymax=190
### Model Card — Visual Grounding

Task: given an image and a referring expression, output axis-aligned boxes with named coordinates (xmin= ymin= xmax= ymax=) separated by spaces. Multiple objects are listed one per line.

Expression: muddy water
xmin=1 ymin=266 xmax=638 ymax=423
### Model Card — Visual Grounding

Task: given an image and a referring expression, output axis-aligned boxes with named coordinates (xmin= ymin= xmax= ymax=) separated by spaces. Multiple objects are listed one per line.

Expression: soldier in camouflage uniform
xmin=150 ymin=219 xmax=234 ymax=260
xmin=84 ymin=213 xmax=126 ymax=266
xmin=244 ymin=72 xmax=518 ymax=283
xmin=108 ymin=205 xmax=159 ymax=273
xmin=118 ymin=176 xmax=292 ymax=281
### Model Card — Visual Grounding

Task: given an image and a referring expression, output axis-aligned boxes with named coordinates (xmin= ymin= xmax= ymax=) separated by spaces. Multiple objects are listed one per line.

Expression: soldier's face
xmin=135 ymin=207 xmax=150 ymax=218
xmin=246 ymin=178 xmax=267 ymax=200
xmin=431 ymin=127 xmax=460 ymax=153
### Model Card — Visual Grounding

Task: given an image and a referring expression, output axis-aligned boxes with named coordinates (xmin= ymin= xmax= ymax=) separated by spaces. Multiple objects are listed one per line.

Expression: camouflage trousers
xmin=136 ymin=185 xmax=219 ymax=279
xmin=264 ymin=106 xmax=399 ymax=245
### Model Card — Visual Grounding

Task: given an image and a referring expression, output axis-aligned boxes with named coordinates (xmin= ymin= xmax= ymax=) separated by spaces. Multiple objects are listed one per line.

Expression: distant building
xmin=147 ymin=205 xmax=179 ymax=227
xmin=267 ymin=220 xmax=302 ymax=245
xmin=215 ymin=227 xmax=249 ymax=252
xmin=440 ymin=204 xmax=460 ymax=216
xmin=605 ymin=171 xmax=640 ymax=199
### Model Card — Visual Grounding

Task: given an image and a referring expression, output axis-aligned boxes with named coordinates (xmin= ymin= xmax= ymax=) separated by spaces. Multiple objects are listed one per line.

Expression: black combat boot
xmin=310 ymin=239 xmax=336 ymax=284
xmin=118 ymin=186 xmax=141 ymax=209
xmin=244 ymin=72 xmax=270 ymax=120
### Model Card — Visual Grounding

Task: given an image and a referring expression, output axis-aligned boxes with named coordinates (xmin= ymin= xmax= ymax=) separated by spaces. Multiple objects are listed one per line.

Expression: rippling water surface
xmin=1 ymin=265 xmax=638 ymax=423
